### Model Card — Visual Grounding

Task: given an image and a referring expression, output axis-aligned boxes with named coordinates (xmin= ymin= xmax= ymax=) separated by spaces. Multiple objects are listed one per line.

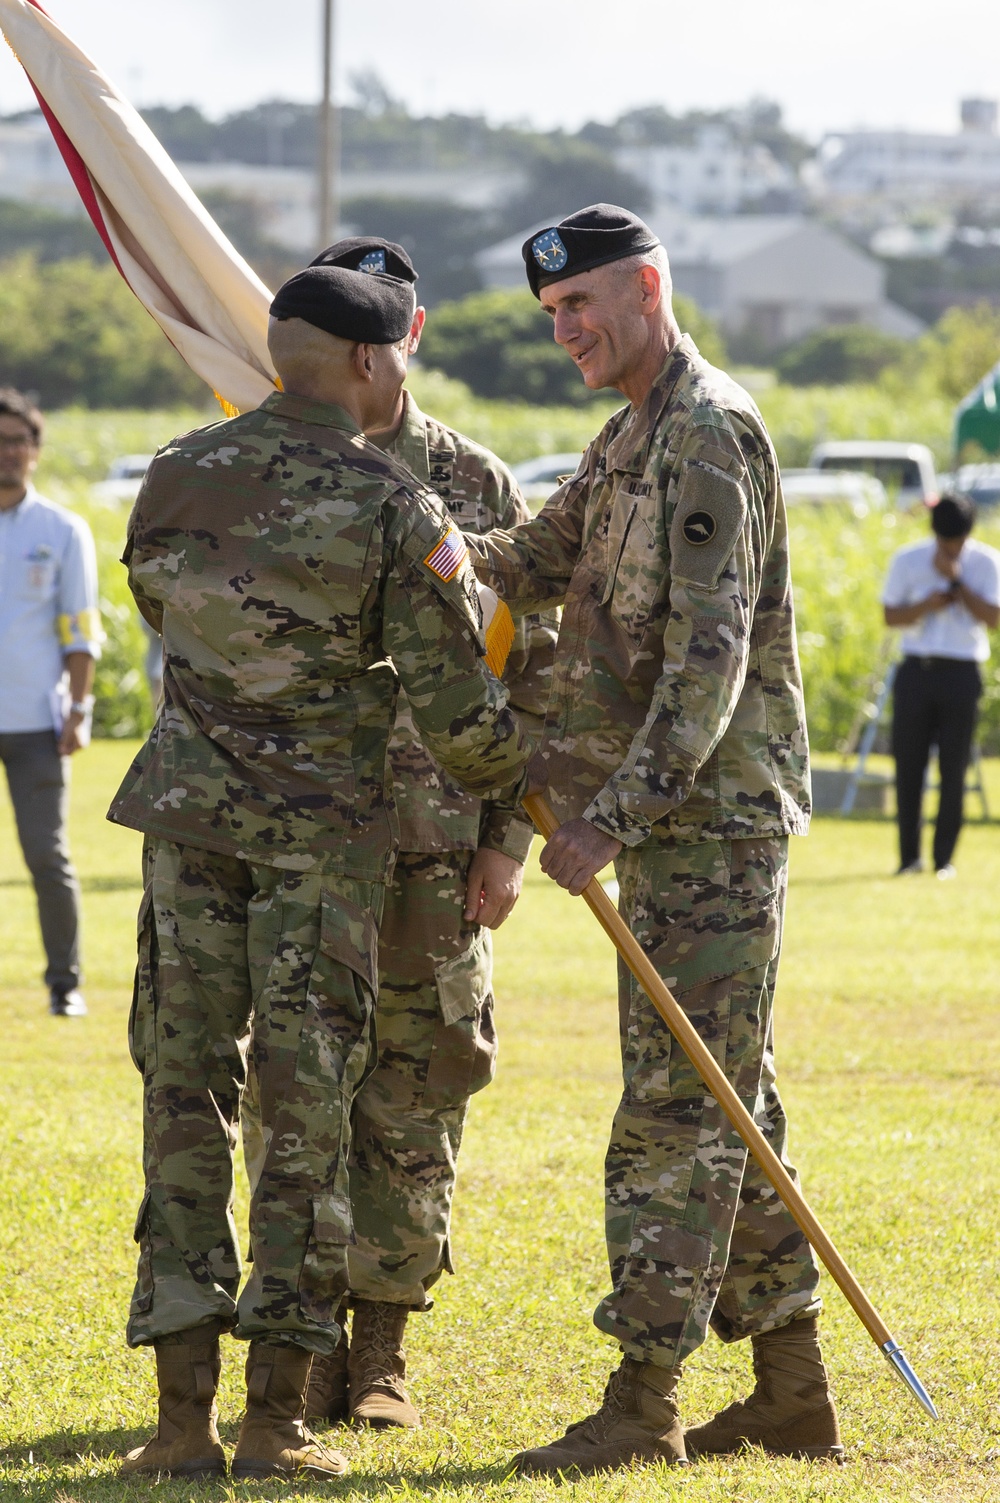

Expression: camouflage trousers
xmin=243 ymin=849 xmax=497 ymax=1310
xmin=595 ymin=836 xmax=821 ymax=1369
xmin=127 ymin=837 xmax=381 ymax=1355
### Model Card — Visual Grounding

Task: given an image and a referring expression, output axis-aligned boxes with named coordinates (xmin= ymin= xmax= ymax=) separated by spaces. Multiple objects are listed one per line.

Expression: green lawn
xmin=1 ymin=743 xmax=999 ymax=1501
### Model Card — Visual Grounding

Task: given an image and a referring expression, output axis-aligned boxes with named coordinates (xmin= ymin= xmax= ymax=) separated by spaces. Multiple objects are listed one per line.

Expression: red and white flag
xmin=0 ymin=0 xmax=277 ymax=413
xmin=0 ymin=1 xmax=517 ymax=673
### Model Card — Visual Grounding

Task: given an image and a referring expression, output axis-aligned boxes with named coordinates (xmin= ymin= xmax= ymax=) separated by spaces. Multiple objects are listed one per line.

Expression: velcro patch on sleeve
xmin=423 ymin=524 xmax=469 ymax=582
xmin=670 ymin=461 xmax=747 ymax=589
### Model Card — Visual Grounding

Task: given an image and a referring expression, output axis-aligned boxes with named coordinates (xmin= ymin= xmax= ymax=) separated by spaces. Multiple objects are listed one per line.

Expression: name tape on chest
xmin=423 ymin=525 xmax=469 ymax=582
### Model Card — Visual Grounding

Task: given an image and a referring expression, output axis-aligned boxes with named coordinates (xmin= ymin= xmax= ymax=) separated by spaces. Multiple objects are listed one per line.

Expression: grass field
xmin=2 ymin=744 xmax=1000 ymax=1502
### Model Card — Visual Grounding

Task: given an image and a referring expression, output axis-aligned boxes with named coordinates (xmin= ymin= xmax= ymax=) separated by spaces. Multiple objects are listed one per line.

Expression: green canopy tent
xmin=955 ymin=360 xmax=1000 ymax=458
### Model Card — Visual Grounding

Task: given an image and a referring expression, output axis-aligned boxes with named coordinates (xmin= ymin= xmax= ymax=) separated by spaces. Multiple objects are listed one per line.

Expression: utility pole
xmin=318 ymin=0 xmax=338 ymax=246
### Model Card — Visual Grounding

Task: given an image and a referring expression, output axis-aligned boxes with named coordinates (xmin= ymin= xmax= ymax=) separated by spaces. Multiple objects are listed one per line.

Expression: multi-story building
xmin=616 ymin=126 xmax=797 ymax=215
xmin=816 ymin=100 xmax=1000 ymax=210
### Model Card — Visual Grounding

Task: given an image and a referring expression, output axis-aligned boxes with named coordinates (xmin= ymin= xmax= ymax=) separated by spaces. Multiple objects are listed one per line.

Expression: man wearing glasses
xmin=0 ymin=387 xmax=101 ymax=1017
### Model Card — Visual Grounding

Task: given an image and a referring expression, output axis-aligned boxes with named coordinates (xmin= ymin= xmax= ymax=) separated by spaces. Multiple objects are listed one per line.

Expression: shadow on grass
xmin=1 ymin=1428 xmax=512 ymax=1498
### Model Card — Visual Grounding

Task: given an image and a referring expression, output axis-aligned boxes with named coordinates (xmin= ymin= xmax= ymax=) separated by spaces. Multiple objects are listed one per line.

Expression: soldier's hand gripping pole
xmin=522 ymin=792 xmax=939 ymax=1421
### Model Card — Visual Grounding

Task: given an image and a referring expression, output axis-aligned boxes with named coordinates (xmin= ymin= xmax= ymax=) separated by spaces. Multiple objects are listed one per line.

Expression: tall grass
xmin=35 ymin=389 xmax=989 ymax=750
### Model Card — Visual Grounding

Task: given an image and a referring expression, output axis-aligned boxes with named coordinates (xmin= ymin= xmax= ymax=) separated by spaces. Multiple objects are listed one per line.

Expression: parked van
xmin=808 ymin=441 xmax=938 ymax=508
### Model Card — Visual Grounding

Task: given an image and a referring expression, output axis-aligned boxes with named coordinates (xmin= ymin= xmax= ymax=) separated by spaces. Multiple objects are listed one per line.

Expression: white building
xmin=817 ymin=99 xmax=1000 ymax=208
xmin=616 ymin=126 xmax=796 ymax=215
xmin=179 ymin=163 xmax=521 ymax=253
xmin=0 ymin=114 xmax=77 ymax=211
xmin=478 ymin=210 xmax=923 ymax=352
xmin=0 ymin=113 xmax=523 ymax=253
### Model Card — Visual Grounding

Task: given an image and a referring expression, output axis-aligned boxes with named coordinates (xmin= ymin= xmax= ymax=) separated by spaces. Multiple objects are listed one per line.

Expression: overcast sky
xmin=1 ymin=0 xmax=998 ymax=138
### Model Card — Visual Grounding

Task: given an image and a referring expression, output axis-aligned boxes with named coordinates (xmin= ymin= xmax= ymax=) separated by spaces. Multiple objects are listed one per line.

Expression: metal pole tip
xmin=881 ymin=1341 xmax=939 ymax=1420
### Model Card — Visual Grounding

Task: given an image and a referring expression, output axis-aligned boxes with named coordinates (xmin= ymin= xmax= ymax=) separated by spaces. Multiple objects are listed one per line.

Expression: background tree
xmin=0 ymin=254 xmax=206 ymax=408
xmin=777 ymin=325 xmax=908 ymax=386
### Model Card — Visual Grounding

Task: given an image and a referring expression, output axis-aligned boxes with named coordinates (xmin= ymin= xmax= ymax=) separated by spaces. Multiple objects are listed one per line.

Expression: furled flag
xmin=0 ymin=0 xmax=517 ymax=675
xmin=0 ymin=0 xmax=276 ymax=414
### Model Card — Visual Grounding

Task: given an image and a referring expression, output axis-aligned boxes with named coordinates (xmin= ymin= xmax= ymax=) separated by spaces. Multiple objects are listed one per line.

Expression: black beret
xmin=270 ymin=264 xmax=415 ymax=344
xmin=522 ymin=203 xmax=661 ymax=298
xmin=310 ymin=235 xmax=418 ymax=284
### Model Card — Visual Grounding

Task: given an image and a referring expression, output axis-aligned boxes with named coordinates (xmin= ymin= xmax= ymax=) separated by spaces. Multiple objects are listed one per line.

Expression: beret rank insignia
xmin=532 ymin=228 xmax=568 ymax=272
xmin=358 ymin=249 xmax=387 ymax=275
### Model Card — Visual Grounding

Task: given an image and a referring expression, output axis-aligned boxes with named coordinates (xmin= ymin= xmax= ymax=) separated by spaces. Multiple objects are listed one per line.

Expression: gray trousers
xmin=0 ymin=730 xmax=81 ymax=992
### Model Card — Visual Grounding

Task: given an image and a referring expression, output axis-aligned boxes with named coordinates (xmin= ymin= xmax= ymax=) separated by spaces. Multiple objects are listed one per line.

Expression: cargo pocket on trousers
xmin=299 ymin=1190 xmax=353 ymax=1325
xmin=128 ymin=887 xmax=157 ymax=1075
xmin=130 ymin=1189 xmax=154 ymax=1316
xmin=294 ymin=887 xmax=378 ymax=1094
xmin=612 ymin=1211 xmax=713 ymax=1332
xmin=424 ymin=928 xmax=497 ymax=1111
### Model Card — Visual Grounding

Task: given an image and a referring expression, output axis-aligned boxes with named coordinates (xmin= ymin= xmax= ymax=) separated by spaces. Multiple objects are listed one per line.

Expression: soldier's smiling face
xmin=540 ymin=260 xmax=662 ymax=400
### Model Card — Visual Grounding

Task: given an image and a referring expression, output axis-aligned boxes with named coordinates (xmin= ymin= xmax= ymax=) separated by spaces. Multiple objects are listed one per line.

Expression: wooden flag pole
xmin=522 ymin=793 xmax=938 ymax=1420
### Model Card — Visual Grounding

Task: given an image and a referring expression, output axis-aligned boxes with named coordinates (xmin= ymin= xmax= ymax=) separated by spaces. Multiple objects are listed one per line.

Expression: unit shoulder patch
xmin=670 ymin=461 xmax=747 ymax=589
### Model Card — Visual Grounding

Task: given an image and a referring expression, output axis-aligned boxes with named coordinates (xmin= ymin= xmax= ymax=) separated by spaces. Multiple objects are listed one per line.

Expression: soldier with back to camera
xmin=109 ymin=261 xmax=531 ymax=1483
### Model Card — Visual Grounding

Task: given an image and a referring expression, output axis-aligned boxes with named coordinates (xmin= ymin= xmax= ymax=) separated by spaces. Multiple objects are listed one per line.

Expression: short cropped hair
xmin=932 ymin=492 xmax=975 ymax=538
xmin=0 ymin=387 xmax=43 ymax=444
xmin=614 ymin=243 xmax=673 ymax=297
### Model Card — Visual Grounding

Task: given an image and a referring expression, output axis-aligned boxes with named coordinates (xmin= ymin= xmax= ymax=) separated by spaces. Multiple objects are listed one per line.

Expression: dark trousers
xmin=892 ymin=656 xmax=982 ymax=870
xmin=0 ymin=730 xmax=81 ymax=991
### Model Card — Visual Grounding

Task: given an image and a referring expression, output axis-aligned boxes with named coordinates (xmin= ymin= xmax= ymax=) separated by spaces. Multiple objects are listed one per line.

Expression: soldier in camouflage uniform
xmin=465 ymin=206 xmax=842 ymax=1475
xmin=262 ymin=238 xmax=555 ymax=1432
xmin=240 ymin=239 xmax=555 ymax=1430
xmin=107 ymin=263 xmax=531 ymax=1482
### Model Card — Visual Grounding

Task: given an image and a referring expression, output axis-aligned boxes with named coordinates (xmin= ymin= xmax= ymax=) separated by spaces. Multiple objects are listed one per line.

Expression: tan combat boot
xmin=231 ymin=1340 xmax=348 ymax=1480
xmin=348 ymin=1301 xmax=420 ymax=1429
xmin=511 ymin=1357 xmax=686 ymax=1476
xmin=119 ymin=1334 xmax=226 ymax=1479
xmin=685 ymin=1315 xmax=844 ymax=1461
xmin=305 ymin=1301 xmax=350 ymax=1425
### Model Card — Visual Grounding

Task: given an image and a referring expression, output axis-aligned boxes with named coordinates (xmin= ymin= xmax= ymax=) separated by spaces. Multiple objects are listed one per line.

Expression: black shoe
xmin=49 ymin=987 xmax=87 ymax=1017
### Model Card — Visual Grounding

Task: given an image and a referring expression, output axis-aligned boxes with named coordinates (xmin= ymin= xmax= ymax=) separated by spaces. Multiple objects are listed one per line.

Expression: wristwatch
xmin=69 ymin=696 xmax=95 ymax=716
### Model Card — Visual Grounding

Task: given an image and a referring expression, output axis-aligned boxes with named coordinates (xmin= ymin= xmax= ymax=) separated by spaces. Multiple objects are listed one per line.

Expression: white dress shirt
xmin=0 ymin=487 xmax=102 ymax=732
xmin=882 ymin=536 xmax=1000 ymax=662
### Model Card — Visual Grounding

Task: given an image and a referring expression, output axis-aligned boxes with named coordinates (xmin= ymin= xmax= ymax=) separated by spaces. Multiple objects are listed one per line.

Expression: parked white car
xmin=808 ymin=441 xmax=937 ymax=508
xmin=92 ymin=453 xmax=154 ymax=505
xmin=781 ymin=468 xmax=887 ymax=517
xmin=949 ymin=463 xmax=1000 ymax=509
xmin=511 ymin=452 xmax=583 ymax=507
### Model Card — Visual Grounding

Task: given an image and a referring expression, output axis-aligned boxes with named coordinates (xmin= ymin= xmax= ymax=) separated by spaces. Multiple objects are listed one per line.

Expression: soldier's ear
xmin=351 ymin=342 xmax=376 ymax=382
xmin=408 ymin=307 xmax=426 ymax=355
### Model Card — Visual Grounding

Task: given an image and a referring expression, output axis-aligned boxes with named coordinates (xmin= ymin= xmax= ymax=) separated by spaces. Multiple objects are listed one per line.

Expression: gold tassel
xmin=213 ymin=377 xmax=281 ymax=417
xmin=213 ymin=391 xmax=240 ymax=418
xmin=484 ymin=597 xmax=515 ymax=677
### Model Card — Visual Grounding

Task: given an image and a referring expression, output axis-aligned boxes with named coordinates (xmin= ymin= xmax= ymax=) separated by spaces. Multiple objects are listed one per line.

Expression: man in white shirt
xmin=882 ymin=493 xmax=1000 ymax=876
xmin=0 ymin=388 xmax=102 ymax=1016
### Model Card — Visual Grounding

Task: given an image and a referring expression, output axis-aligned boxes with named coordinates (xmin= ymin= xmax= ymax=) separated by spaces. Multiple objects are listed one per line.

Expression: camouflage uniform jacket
xmin=377 ymin=391 xmax=556 ymax=860
xmin=465 ymin=337 xmax=811 ymax=847
xmin=108 ymin=391 xmax=531 ymax=881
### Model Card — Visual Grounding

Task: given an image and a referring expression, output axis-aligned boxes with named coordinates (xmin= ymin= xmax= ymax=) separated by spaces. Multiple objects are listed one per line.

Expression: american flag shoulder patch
xmin=423 ymin=525 xmax=468 ymax=582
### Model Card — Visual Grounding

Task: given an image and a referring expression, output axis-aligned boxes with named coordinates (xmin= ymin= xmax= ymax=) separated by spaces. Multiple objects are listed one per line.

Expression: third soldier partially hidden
xmin=241 ymin=238 xmax=557 ymax=1432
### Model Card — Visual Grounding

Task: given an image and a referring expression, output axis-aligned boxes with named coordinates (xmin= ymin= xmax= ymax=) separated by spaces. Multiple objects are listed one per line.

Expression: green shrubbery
xmin=34 ymin=393 xmax=1000 ymax=754
xmin=776 ymin=325 xmax=908 ymax=386
xmin=0 ymin=253 xmax=207 ymax=408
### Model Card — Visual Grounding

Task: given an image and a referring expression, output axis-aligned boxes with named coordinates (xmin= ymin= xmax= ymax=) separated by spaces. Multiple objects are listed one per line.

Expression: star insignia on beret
xmin=532 ymin=229 xmax=568 ymax=272
xmin=358 ymin=249 xmax=387 ymax=275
